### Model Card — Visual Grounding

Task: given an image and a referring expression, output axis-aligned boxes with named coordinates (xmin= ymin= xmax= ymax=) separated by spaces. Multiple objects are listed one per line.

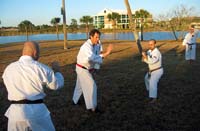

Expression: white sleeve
xmin=84 ymin=44 xmax=103 ymax=64
xmin=47 ymin=72 xmax=64 ymax=90
xmin=45 ymin=67 xmax=64 ymax=90
xmin=54 ymin=72 xmax=64 ymax=89
xmin=100 ymin=44 xmax=103 ymax=52
xmin=182 ymin=33 xmax=189 ymax=45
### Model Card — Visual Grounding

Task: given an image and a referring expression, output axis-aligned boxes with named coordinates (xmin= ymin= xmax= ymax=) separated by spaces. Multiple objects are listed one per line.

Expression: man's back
xmin=2 ymin=41 xmax=64 ymax=131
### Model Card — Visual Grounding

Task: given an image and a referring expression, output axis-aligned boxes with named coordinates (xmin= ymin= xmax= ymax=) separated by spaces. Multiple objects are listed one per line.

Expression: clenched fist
xmin=51 ymin=61 xmax=61 ymax=73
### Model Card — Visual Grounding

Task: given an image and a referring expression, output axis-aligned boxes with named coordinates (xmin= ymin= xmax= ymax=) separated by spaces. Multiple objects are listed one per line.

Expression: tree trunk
xmin=112 ymin=20 xmax=117 ymax=40
xmin=124 ymin=0 xmax=142 ymax=54
xmin=56 ymin=24 xmax=59 ymax=40
xmin=25 ymin=26 xmax=29 ymax=41
xmin=86 ymin=24 xmax=89 ymax=39
xmin=169 ymin=21 xmax=178 ymax=41
xmin=62 ymin=0 xmax=68 ymax=49
xmin=140 ymin=23 xmax=144 ymax=41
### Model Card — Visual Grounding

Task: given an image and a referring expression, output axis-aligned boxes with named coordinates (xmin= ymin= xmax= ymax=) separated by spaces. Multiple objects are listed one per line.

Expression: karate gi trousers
xmin=144 ymin=68 xmax=163 ymax=98
xmin=7 ymin=115 xmax=55 ymax=131
xmin=185 ymin=44 xmax=196 ymax=60
xmin=72 ymin=66 xmax=97 ymax=109
xmin=5 ymin=103 xmax=55 ymax=131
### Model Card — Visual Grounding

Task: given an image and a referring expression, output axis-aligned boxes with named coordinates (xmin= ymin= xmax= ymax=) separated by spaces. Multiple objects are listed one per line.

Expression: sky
xmin=0 ymin=0 xmax=200 ymax=27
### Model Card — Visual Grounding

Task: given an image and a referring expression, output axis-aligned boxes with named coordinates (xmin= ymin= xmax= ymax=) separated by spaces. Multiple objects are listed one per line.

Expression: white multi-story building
xmin=93 ymin=8 xmax=153 ymax=29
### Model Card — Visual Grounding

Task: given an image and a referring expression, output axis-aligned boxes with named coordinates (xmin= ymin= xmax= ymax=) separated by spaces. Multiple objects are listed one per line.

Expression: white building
xmin=93 ymin=8 xmax=153 ymax=29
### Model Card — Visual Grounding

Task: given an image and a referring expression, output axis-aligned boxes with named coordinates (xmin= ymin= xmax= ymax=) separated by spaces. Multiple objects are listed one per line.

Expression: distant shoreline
xmin=0 ymin=29 xmax=187 ymax=37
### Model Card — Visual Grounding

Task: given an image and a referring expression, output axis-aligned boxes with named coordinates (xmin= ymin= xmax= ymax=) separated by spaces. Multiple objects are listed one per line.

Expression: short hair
xmin=89 ymin=29 xmax=101 ymax=38
xmin=189 ymin=25 xmax=195 ymax=29
xmin=149 ymin=39 xmax=156 ymax=44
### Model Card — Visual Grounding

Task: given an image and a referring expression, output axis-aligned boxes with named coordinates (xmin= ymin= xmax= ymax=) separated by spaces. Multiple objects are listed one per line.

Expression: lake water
xmin=0 ymin=31 xmax=199 ymax=44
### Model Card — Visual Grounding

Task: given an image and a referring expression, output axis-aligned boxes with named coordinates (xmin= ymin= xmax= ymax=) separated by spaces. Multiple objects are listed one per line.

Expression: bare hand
xmin=102 ymin=44 xmax=114 ymax=58
xmin=106 ymin=44 xmax=113 ymax=54
xmin=141 ymin=51 xmax=147 ymax=61
xmin=142 ymin=51 xmax=146 ymax=56
xmin=51 ymin=61 xmax=60 ymax=72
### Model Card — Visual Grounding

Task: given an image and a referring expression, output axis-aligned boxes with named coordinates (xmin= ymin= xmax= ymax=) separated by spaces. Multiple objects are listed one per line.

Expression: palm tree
xmin=51 ymin=17 xmax=60 ymax=40
xmin=134 ymin=9 xmax=150 ymax=27
xmin=107 ymin=12 xmax=121 ymax=39
xmin=124 ymin=0 xmax=142 ymax=54
xmin=80 ymin=16 xmax=93 ymax=39
xmin=134 ymin=9 xmax=151 ymax=41
xmin=107 ymin=12 xmax=120 ymax=29
xmin=69 ymin=19 xmax=78 ymax=32
xmin=18 ymin=20 xmax=33 ymax=41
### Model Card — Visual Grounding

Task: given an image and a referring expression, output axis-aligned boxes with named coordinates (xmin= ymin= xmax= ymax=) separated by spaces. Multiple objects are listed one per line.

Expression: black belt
xmin=76 ymin=63 xmax=87 ymax=69
xmin=76 ymin=64 xmax=94 ymax=72
xmin=187 ymin=43 xmax=195 ymax=45
xmin=10 ymin=99 xmax=43 ymax=104
xmin=147 ymin=67 xmax=162 ymax=78
xmin=149 ymin=67 xmax=162 ymax=73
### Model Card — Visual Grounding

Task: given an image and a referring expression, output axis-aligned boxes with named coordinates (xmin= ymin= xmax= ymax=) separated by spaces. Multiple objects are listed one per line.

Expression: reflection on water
xmin=0 ymin=31 xmax=199 ymax=44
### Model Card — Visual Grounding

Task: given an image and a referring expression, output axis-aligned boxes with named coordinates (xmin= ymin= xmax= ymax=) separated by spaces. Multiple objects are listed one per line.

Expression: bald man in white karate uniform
xmin=142 ymin=39 xmax=163 ymax=103
xmin=2 ymin=41 xmax=64 ymax=131
xmin=72 ymin=29 xmax=112 ymax=112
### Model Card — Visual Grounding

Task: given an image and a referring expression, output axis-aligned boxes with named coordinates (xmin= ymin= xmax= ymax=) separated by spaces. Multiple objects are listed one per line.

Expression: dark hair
xmin=89 ymin=29 xmax=101 ymax=38
xmin=190 ymin=25 xmax=195 ymax=29
xmin=149 ymin=39 xmax=156 ymax=44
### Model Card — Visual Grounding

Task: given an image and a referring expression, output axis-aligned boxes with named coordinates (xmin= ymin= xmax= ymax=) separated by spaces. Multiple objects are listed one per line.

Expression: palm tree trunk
xmin=25 ymin=26 xmax=28 ymax=41
xmin=124 ymin=0 xmax=142 ymax=54
xmin=86 ymin=24 xmax=89 ymax=39
xmin=56 ymin=24 xmax=59 ymax=40
xmin=112 ymin=20 xmax=117 ymax=40
xmin=140 ymin=23 xmax=144 ymax=41
xmin=62 ymin=0 xmax=68 ymax=49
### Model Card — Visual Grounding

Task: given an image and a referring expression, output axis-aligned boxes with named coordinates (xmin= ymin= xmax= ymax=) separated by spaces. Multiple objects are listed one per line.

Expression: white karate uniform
xmin=2 ymin=56 xmax=64 ymax=131
xmin=182 ymin=30 xmax=198 ymax=60
xmin=143 ymin=48 xmax=163 ymax=98
xmin=72 ymin=39 xmax=103 ymax=109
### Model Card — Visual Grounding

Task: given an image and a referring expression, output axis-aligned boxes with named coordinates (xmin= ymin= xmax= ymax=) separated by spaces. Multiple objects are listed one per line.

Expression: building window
xmin=122 ymin=15 xmax=126 ymax=18
xmin=98 ymin=16 xmax=104 ymax=21
xmin=104 ymin=10 xmax=106 ymax=13
xmin=122 ymin=20 xmax=126 ymax=23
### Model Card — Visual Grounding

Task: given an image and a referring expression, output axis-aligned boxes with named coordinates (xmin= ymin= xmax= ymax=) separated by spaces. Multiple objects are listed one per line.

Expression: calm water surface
xmin=0 ymin=31 xmax=199 ymax=44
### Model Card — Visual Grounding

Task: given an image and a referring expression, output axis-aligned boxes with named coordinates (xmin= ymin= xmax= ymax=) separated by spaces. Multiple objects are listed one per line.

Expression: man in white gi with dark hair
xmin=2 ymin=41 xmax=64 ymax=131
xmin=72 ymin=29 xmax=112 ymax=113
xmin=182 ymin=25 xmax=199 ymax=64
xmin=142 ymin=39 xmax=163 ymax=103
